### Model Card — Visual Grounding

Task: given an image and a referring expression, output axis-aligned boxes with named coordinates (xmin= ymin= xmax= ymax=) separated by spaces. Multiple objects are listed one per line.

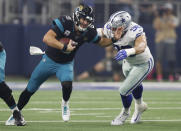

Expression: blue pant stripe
xmin=125 ymin=58 xmax=154 ymax=95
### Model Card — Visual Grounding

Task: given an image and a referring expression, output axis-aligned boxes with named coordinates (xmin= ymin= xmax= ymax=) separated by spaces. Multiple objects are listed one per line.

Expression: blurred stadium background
xmin=1 ymin=1 xmax=181 ymax=130
xmin=0 ymin=0 xmax=181 ymax=81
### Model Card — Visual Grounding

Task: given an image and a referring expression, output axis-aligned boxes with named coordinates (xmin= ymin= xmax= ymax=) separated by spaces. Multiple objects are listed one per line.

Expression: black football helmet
xmin=73 ymin=4 xmax=94 ymax=31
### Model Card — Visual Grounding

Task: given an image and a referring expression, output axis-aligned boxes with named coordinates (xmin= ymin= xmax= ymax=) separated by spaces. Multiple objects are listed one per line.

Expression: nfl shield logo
xmin=64 ymin=30 xmax=70 ymax=36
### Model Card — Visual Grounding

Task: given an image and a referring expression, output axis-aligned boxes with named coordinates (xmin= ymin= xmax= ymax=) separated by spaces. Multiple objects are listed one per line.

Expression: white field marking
xmin=6 ymin=81 xmax=181 ymax=89
xmin=38 ymin=111 xmax=104 ymax=116
xmin=96 ymin=116 xmax=112 ymax=118
xmin=24 ymin=101 xmax=118 ymax=104
xmin=2 ymin=99 xmax=181 ymax=105
xmin=1 ymin=107 xmax=181 ymax=112
xmin=1 ymin=100 xmax=181 ymax=105
xmin=147 ymin=102 xmax=181 ymax=104
xmin=39 ymin=111 xmax=61 ymax=113
xmin=71 ymin=96 xmax=116 ymax=99
xmin=0 ymin=108 xmax=120 ymax=111
xmin=1 ymin=119 xmax=181 ymax=123
xmin=71 ymin=113 xmax=104 ymax=116
xmin=2 ymin=101 xmax=181 ymax=105
xmin=13 ymin=101 xmax=181 ymax=104
xmin=153 ymin=99 xmax=181 ymax=101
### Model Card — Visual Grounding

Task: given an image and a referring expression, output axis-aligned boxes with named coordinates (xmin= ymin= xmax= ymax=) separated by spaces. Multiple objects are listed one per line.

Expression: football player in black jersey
xmin=7 ymin=4 xmax=119 ymax=123
xmin=0 ymin=42 xmax=25 ymax=126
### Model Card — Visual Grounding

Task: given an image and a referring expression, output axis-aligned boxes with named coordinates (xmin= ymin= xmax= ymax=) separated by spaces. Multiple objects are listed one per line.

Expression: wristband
xmin=111 ymin=37 xmax=117 ymax=43
xmin=125 ymin=48 xmax=136 ymax=56
xmin=62 ymin=44 xmax=67 ymax=52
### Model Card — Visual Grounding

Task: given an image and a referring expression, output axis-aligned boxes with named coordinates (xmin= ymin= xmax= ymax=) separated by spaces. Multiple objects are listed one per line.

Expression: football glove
xmin=115 ymin=49 xmax=127 ymax=61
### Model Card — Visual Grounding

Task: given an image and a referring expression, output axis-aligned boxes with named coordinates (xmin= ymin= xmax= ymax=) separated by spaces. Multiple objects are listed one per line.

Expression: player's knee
xmin=26 ymin=78 xmax=42 ymax=93
xmin=61 ymin=81 xmax=72 ymax=88
xmin=0 ymin=82 xmax=12 ymax=98
xmin=119 ymin=91 xmax=127 ymax=96
xmin=119 ymin=87 xmax=130 ymax=96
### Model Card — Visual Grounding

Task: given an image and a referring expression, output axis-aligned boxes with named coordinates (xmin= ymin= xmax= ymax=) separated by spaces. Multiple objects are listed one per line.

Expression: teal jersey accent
xmin=90 ymin=34 xmax=99 ymax=43
xmin=54 ymin=18 xmax=64 ymax=33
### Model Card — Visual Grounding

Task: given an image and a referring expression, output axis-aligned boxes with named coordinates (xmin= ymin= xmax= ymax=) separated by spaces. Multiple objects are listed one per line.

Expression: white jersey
xmin=98 ymin=22 xmax=153 ymax=64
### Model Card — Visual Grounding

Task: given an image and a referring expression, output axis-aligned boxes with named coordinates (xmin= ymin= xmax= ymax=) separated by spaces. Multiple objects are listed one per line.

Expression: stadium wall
xmin=0 ymin=24 xmax=181 ymax=76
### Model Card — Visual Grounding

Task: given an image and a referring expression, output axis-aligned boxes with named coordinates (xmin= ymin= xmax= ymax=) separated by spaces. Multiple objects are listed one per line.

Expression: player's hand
xmin=71 ymin=41 xmax=78 ymax=47
xmin=66 ymin=40 xmax=76 ymax=52
xmin=115 ymin=49 xmax=127 ymax=61
xmin=114 ymin=27 xmax=124 ymax=40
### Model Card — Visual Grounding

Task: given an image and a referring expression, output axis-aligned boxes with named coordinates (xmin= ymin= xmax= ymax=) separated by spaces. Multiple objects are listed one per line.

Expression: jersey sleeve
xmin=129 ymin=24 xmax=144 ymax=41
xmin=96 ymin=28 xmax=103 ymax=36
xmin=51 ymin=16 xmax=72 ymax=38
xmin=88 ymin=27 xmax=101 ymax=44
xmin=103 ymin=22 xmax=113 ymax=38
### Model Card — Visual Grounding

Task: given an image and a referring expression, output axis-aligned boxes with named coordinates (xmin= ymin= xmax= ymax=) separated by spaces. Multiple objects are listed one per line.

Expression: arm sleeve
xmin=129 ymin=24 xmax=144 ymax=41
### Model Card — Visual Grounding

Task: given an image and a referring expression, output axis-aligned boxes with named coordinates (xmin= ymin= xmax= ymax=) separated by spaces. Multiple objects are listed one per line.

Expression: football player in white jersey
xmin=97 ymin=11 xmax=154 ymax=125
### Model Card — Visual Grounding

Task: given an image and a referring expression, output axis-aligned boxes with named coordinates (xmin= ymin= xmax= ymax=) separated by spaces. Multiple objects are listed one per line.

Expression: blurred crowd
xmin=0 ymin=0 xmax=180 ymax=25
xmin=77 ymin=1 xmax=180 ymax=82
xmin=0 ymin=0 xmax=180 ymax=81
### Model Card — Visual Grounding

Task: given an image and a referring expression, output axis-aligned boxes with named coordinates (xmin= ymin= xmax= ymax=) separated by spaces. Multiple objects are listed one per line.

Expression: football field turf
xmin=0 ymin=89 xmax=181 ymax=131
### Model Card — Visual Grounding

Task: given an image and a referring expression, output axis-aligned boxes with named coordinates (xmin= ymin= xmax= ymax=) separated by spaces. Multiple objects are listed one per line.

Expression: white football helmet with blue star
xmin=109 ymin=11 xmax=131 ymax=32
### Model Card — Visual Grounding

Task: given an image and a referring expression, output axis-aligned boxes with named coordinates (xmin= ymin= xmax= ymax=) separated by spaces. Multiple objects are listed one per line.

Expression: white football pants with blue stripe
xmin=119 ymin=58 xmax=154 ymax=96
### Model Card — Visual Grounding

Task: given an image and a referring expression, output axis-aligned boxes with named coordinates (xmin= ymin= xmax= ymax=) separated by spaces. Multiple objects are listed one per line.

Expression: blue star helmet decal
xmin=109 ymin=11 xmax=132 ymax=32
xmin=121 ymin=18 xmax=126 ymax=23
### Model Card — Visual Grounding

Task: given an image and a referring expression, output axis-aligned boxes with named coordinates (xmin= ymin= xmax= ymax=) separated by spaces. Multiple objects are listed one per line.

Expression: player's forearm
xmin=43 ymin=34 xmax=64 ymax=50
xmin=134 ymin=42 xmax=146 ymax=54
xmin=124 ymin=43 xmax=146 ymax=57
xmin=97 ymin=37 xmax=112 ymax=47
xmin=134 ymin=35 xmax=147 ymax=55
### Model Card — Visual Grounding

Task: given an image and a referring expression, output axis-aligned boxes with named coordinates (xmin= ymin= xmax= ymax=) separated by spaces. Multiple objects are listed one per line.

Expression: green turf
xmin=0 ymin=90 xmax=181 ymax=131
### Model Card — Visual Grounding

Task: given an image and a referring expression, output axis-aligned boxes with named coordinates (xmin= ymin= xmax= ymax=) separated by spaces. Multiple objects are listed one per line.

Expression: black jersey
xmin=0 ymin=42 xmax=3 ymax=52
xmin=45 ymin=15 xmax=101 ymax=63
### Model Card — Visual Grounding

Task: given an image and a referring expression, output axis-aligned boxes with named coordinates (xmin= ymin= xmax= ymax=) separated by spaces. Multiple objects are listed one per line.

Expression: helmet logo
xmin=73 ymin=4 xmax=95 ymax=32
xmin=109 ymin=11 xmax=131 ymax=32
xmin=121 ymin=18 xmax=126 ymax=23
xmin=79 ymin=5 xmax=83 ymax=11
xmin=106 ymin=23 xmax=111 ymax=29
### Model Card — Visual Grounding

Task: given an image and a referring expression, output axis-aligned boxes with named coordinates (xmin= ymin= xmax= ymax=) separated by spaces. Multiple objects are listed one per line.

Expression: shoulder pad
xmin=53 ymin=15 xmax=73 ymax=34
xmin=59 ymin=15 xmax=73 ymax=23
xmin=87 ymin=25 xmax=96 ymax=32
xmin=128 ymin=22 xmax=144 ymax=39
xmin=87 ymin=24 xmax=95 ymax=30
xmin=61 ymin=15 xmax=72 ymax=22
